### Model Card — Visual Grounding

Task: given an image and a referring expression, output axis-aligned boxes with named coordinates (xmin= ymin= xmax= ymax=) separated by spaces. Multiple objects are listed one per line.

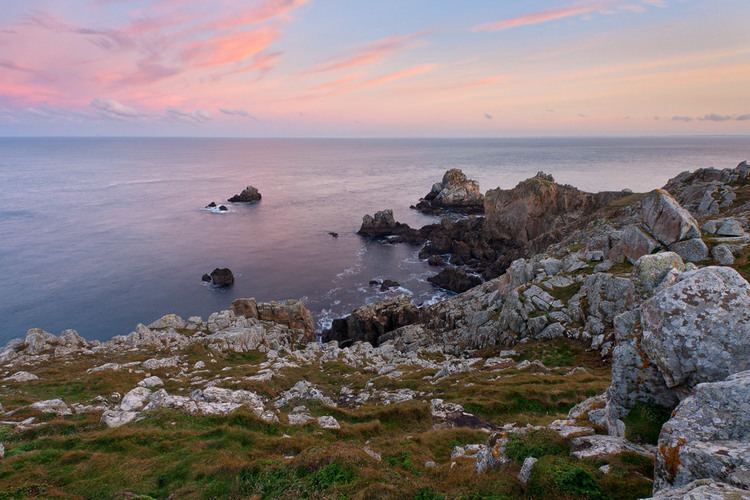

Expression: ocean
xmin=1 ymin=136 xmax=748 ymax=342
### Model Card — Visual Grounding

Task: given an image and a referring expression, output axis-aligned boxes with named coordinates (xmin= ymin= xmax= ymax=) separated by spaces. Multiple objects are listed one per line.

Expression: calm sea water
xmin=1 ymin=137 xmax=748 ymax=342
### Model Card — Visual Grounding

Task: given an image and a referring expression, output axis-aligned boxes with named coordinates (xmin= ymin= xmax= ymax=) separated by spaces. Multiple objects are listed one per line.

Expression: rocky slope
xmin=2 ymin=161 xmax=750 ymax=499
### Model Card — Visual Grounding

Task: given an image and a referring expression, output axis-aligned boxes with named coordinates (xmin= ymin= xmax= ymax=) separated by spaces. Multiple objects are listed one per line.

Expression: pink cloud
xmin=180 ymin=28 xmax=279 ymax=67
xmin=309 ymin=32 xmax=424 ymax=73
xmin=472 ymin=0 xmax=661 ymax=32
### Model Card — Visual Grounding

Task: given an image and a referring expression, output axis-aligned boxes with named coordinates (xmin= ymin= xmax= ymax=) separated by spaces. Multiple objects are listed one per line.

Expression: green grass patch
xmin=623 ymin=402 xmax=673 ymax=445
xmin=504 ymin=429 xmax=569 ymax=462
xmin=527 ymin=456 xmax=604 ymax=500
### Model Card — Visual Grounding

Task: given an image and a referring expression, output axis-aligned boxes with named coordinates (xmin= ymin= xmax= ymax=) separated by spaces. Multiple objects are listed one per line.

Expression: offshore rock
xmin=209 ymin=268 xmax=234 ymax=287
xmin=227 ymin=185 xmax=261 ymax=203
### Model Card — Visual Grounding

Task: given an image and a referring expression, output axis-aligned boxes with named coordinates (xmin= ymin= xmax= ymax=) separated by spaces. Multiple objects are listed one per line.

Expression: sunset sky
xmin=1 ymin=0 xmax=749 ymax=137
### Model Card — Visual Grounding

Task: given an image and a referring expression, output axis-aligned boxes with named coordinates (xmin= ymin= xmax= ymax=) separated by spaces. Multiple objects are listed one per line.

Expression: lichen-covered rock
xmin=518 ymin=456 xmax=538 ymax=486
xmin=570 ymin=434 xmax=654 ymax=459
xmin=647 ymin=479 xmax=750 ymax=499
xmin=654 ymin=370 xmax=750 ymax=492
xmin=641 ymin=266 xmax=750 ymax=389
xmin=633 ymin=252 xmax=685 ymax=292
xmin=614 ymin=225 xmax=660 ymax=264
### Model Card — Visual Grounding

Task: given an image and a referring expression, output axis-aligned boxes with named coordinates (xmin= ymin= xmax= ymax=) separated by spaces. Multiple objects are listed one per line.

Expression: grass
xmin=623 ymin=402 xmax=673 ymax=445
xmin=505 ymin=429 xmax=569 ymax=462
xmin=527 ymin=456 xmax=604 ymax=500
xmin=0 ymin=337 xmax=655 ymax=498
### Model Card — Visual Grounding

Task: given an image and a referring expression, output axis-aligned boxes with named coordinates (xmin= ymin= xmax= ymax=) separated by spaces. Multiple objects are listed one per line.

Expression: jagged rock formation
xmin=427 ymin=267 xmax=482 ymax=293
xmin=414 ymin=169 xmax=484 ymax=214
xmin=483 ymin=172 xmax=628 ymax=249
xmin=227 ymin=185 xmax=261 ymax=203
xmin=664 ymin=161 xmax=749 ymax=218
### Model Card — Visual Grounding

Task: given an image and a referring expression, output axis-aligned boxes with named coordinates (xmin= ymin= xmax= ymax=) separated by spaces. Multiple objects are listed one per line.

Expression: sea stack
xmin=414 ymin=168 xmax=484 ymax=214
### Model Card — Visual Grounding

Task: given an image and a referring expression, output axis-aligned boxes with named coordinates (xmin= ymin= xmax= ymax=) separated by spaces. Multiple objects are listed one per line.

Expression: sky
xmin=0 ymin=0 xmax=749 ymax=137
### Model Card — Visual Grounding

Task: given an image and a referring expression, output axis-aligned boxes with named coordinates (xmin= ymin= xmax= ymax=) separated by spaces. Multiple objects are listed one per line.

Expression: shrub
xmin=527 ymin=456 xmax=603 ymax=500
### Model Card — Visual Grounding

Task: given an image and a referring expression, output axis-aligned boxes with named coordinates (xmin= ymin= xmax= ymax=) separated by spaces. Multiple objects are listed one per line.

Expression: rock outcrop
xmin=322 ymin=296 xmax=420 ymax=346
xmin=663 ymin=161 xmax=749 ymax=218
xmin=483 ymin=172 xmax=628 ymax=249
xmin=414 ymin=169 xmax=484 ymax=214
xmin=227 ymin=185 xmax=261 ymax=203
xmin=427 ymin=267 xmax=482 ymax=293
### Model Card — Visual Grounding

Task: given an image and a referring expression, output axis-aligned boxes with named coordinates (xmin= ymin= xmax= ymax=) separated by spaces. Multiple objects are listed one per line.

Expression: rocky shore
xmin=1 ymin=162 xmax=749 ymax=498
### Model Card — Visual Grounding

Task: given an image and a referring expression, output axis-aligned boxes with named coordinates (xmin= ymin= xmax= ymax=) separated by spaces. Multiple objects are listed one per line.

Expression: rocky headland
xmin=1 ymin=162 xmax=750 ymax=499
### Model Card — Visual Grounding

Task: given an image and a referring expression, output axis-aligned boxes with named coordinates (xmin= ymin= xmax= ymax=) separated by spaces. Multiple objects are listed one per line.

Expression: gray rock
xmin=711 ymin=244 xmax=735 ymax=265
xmin=647 ymin=480 xmax=750 ymax=499
xmin=518 ymin=457 xmax=538 ymax=486
xmin=148 ymin=314 xmax=186 ymax=330
xmin=30 ymin=399 xmax=71 ymax=416
xmin=317 ymin=415 xmax=341 ymax=430
xmin=669 ymin=238 xmax=709 ymax=263
xmin=570 ymin=434 xmax=654 ymax=459
xmin=101 ymin=410 xmax=138 ymax=428
xmin=654 ymin=370 xmax=750 ymax=492
xmin=137 ymin=376 xmax=164 ymax=388
xmin=120 ymin=387 xmax=152 ymax=412
xmin=4 ymin=371 xmax=39 ymax=382
xmin=717 ymin=218 xmax=745 ymax=237
xmin=616 ymin=225 xmax=660 ymax=264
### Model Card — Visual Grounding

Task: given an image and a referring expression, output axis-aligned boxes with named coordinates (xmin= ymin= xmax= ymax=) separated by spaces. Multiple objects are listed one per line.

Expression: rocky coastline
xmin=2 ymin=162 xmax=750 ymax=498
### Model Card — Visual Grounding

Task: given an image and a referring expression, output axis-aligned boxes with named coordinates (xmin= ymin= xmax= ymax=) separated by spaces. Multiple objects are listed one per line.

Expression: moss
xmin=504 ymin=429 xmax=569 ymax=462
xmin=623 ymin=402 xmax=673 ymax=445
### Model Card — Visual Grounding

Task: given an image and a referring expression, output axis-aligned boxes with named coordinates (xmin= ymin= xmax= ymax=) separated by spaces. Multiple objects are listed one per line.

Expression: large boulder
xmin=415 ymin=169 xmax=484 ymax=213
xmin=641 ymin=189 xmax=701 ymax=247
xmin=227 ymin=185 xmax=261 ymax=203
xmin=605 ymin=266 xmax=750 ymax=435
xmin=647 ymin=480 xmax=750 ymax=499
xmin=641 ymin=266 xmax=750 ymax=389
xmin=654 ymin=370 xmax=750 ymax=492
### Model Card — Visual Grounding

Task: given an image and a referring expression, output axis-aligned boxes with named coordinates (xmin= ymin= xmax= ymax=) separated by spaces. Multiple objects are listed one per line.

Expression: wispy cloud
xmin=700 ymin=113 xmax=733 ymax=122
xmin=309 ymin=32 xmax=424 ymax=73
xmin=472 ymin=0 xmax=663 ymax=32
xmin=671 ymin=115 xmax=692 ymax=122
xmin=91 ymin=98 xmax=151 ymax=119
xmin=166 ymin=107 xmax=211 ymax=123
xmin=220 ymin=108 xmax=257 ymax=119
